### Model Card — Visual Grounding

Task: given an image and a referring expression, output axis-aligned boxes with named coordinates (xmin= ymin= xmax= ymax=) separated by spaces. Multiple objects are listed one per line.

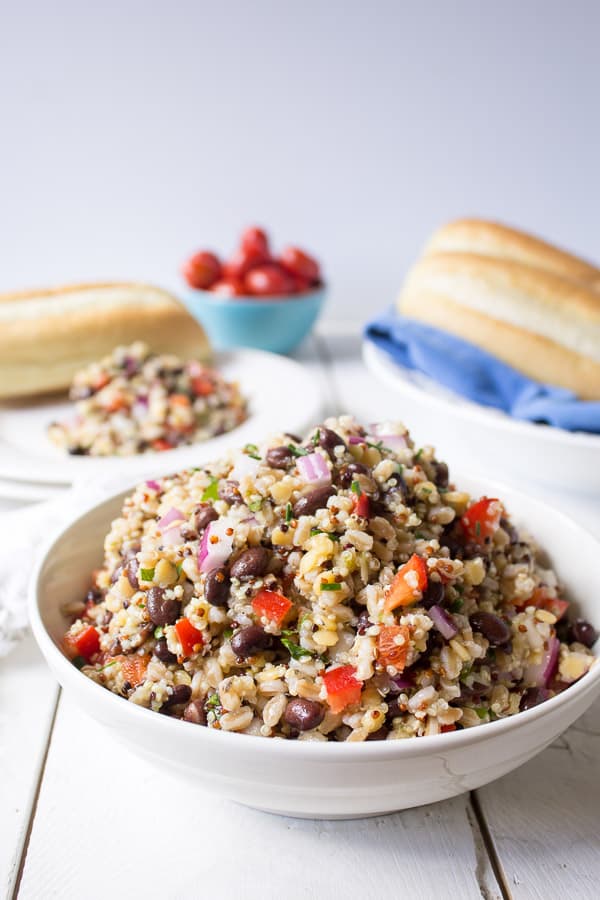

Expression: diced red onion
xmin=390 ymin=673 xmax=414 ymax=692
xmin=366 ymin=433 xmax=408 ymax=452
xmin=526 ymin=637 xmax=560 ymax=688
xmin=146 ymin=480 xmax=161 ymax=492
xmin=429 ymin=605 xmax=459 ymax=640
xmin=158 ymin=507 xmax=184 ymax=531
xmin=348 ymin=435 xmax=366 ymax=445
xmin=198 ymin=518 xmax=234 ymax=573
xmin=162 ymin=525 xmax=183 ymax=546
xmin=297 ymin=452 xmax=331 ymax=486
xmin=132 ymin=401 xmax=149 ymax=421
xmin=229 ymin=453 xmax=260 ymax=482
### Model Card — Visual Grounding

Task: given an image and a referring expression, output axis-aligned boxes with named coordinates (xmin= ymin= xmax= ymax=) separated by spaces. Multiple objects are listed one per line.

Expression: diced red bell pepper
xmin=323 ymin=665 xmax=363 ymax=713
xmin=64 ymin=625 xmax=100 ymax=662
xmin=175 ymin=617 xmax=204 ymax=657
xmin=440 ymin=724 xmax=456 ymax=733
xmin=531 ymin=587 xmax=570 ymax=620
xmin=384 ymin=554 xmax=428 ymax=613
xmin=377 ymin=624 xmax=410 ymax=670
xmin=118 ymin=654 xmax=150 ymax=687
xmin=152 ymin=438 xmax=174 ymax=452
xmin=192 ymin=375 xmax=215 ymax=397
xmin=252 ymin=589 xmax=292 ymax=627
xmin=460 ymin=497 xmax=502 ymax=543
xmin=353 ymin=492 xmax=370 ymax=518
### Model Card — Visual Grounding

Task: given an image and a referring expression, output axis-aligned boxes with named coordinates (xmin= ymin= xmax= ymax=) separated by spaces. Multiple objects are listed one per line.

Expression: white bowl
xmin=363 ymin=340 xmax=600 ymax=497
xmin=29 ymin=475 xmax=600 ymax=819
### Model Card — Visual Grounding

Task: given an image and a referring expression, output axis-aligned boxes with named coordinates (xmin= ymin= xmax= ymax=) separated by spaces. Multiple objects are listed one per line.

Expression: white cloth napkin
xmin=0 ymin=475 xmax=138 ymax=657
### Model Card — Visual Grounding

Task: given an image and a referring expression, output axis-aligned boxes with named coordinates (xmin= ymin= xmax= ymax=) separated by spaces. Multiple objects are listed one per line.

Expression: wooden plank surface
xmin=476 ymin=696 xmax=600 ymax=900
xmin=0 ymin=637 xmax=58 ymax=899
xmin=18 ymin=695 xmax=501 ymax=900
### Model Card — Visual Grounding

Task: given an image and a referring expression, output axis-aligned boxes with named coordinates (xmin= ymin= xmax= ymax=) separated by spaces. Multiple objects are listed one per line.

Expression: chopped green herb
xmin=223 ymin=627 xmax=233 ymax=640
xmin=140 ymin=567 xmax=155 ymax=582
xmin=397 ymin=463 xmax=405 ymax=475
xmin=153 ymin=626 xmax=164 ymax=639
xmin=190 ymin=467 xmax=201 ymax=473
xmin=72 ymin=655 xmax=86 ymax=670
xmin=351 ymin=480 xmax=361 ymax=495
xmin=414 ymin=448 xmax=423 ymax=461
xmin=176 ymin=561 xmax=184 ymax=576
xmin=459 ymin=662 xmax=472 ymax=683
xmin=312 ymin=429 xmax=320 ymax=446
xmin=285 ymin=502 xmax=293 ymax=523
xmin=248 ymin=498 xmax=263 ymax=512
xmin=287 ymin=443 xmax=309 ymax=457
xmin=366 ymin=440 xmax=392 ymax=453
xmin=414 ymin=531 xmax=426 ymax=540
xmin=244 ymin=443 xmax=261 ymax=460
xmin=475 ymin=520 xmax=482 ymax=537
xmin=201 ymin=477 xmax=219 ymax=501
xmin=206 ymin=692 xmax=221 ymax=710
xmin=421 ymin=487 xmax=432 ymax=495
xmin=298 ymin=612 xmax=310 ymax=627
xmin=281 ymin=637 xmax=313 ymax=659
xmin=474 ymin=707 xmax=488 ymax=720
xmin=310 ymin=528 xmax=340 ymax=542
xmin=99 ymin=660 xmax=117 ymax=671
xmin=450 ymin=598 xmax=464 ymax=613
xmin=320 ymin=582 xmax=342 ymax=592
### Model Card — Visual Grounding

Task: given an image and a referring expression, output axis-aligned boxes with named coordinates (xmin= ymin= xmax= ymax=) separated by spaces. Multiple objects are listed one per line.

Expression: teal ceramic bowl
xmin=181 ymin=286 xmax=326 ymax=354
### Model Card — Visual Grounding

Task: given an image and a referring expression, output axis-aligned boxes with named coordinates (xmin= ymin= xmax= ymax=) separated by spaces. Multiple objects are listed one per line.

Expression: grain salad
xmin=47 ymin=341 xmax=247 ymax=456
xmin=62 ymin=416 xmax=598 ymax=741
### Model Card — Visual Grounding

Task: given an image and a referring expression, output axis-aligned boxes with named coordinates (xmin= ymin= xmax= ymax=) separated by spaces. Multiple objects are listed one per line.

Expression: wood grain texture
xmin=0 ymin=637 xmax=58 ymax=898
xmin=476 ymin=697 xmax=600 ymax=900
xmin=18 ymin=696 xmax=501 ymax=900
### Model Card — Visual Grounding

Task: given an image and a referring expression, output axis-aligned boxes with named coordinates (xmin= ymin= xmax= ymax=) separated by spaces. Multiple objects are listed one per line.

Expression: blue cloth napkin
xmin=364 ymin=310 xmax=600 ymax=433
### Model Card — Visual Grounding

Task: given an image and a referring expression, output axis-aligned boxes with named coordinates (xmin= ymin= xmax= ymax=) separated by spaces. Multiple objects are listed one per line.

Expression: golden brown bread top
xmin=424 ymin=219 xmax=600 ymax=287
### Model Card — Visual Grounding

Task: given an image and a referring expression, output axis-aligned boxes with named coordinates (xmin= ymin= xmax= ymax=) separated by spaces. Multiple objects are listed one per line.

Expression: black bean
xmin=205 ymin=566 xmax=230 ymax=606
xmin=86 ymin=588 xmax=103 ymax=605
xmin=146 ymin=587 xmax=180 ymax=626
xmin=183 ymin=699 xmax=207 ymax=725
xmin=285 ymin=433 xmax=302 ymax=443
xmin=366 ymin=726 xmax=389 ymax=741
xmin=219 ymin=480 xmax=242 ymax=504
xmin=386 ymin=696 xmax=403 ymax=719
xmin=230 ymin=547 xmax=269 ymax=579
xmin=421 ymin=579 xmax=445 ymax=610
xmin=195 ymin=503 xmax=219 ymax=531
xmin=469 ymin=612 xmax=511 ymax=646
xmin=230 ymin=625 xmax=272 ymax=659
xmin=284 ymin=698 xmax=325 ymax=731
xmin=569 ymin=618 xmax=598 ymax=648
xmin=111 ymin=564 xmax=123 ymax=584
xmin=68 ymin=446 xmax=86 ymax=455
xmin=266 ymin=446 xmax=294 ymax=469
xmin=433 ymin=461 xmax=449 ymax=488
xmin=356 ymin=609 xmax=372 ymax=635
xmin=162 ymin=684 xmax=192 ymax=709
xmin=520 ymin=687 xmax=550 ymax=711
xmin=153 ymin=637 xmax=177 ymax=663
xmin=500 ymin=516 xmax=519 ymax=543
xmin=125 ymin=558 xmax=139 ymax=589
xmin=293 ymin=485 xmax=335 ymax=518
xmin=314 ymin=426 xmax=347 ymax=459
xmin=337 ymin=461 xmax=370 ymax=488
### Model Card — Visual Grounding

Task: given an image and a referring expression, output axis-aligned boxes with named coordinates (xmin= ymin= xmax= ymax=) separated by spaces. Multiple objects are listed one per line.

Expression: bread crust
xmin=424 ymin=219 xmax=600 ymax=287
xmin=399 ymin=287 xmax=600 ymax=401
xmin=399 ymin=252 xmax=600 ymax=365
xmin=0 ymin=283 xmax=211 ymax=399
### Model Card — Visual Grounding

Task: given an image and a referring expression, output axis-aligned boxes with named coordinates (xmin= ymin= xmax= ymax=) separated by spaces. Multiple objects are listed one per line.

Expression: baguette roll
xmin=423 ymin=219 xmax=600 ymax=289
xmin=397 ymin=252 xmax=600 ymax=400
xmin=0 ymin=282 xmax=211 ymax=400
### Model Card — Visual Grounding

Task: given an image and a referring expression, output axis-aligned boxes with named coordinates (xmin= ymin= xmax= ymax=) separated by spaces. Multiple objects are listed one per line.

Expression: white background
xmin=1 ymin=0 xmax=599 ymax=320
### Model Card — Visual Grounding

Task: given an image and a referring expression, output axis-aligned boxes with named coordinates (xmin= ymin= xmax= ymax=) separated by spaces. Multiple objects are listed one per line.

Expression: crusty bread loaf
xmin=397 ymin=251 xmax=600 ymax=400
xmin=0 ymin=282 xmax=211 ymax=399
xmin=424 ymin=219 xmax=600 ymax=288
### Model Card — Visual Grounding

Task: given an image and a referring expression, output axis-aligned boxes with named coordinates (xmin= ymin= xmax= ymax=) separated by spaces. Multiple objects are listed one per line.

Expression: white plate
xmin=363 ymin=340 xmax=600 ymax=496
xmin=0 ymin=349 xmax=323 ymax=489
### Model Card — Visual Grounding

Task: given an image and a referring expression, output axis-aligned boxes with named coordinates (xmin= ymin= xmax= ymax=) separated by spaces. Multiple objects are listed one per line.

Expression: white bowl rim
xmin=28 ymin=474 xmax=600 ymax=761
xmin=363 ymin=339 xmax=600 ymax=451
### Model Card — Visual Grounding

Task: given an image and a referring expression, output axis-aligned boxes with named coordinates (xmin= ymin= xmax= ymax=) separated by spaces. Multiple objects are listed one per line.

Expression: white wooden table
xmin=2 ymin=328 xmax=599 ymax=900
